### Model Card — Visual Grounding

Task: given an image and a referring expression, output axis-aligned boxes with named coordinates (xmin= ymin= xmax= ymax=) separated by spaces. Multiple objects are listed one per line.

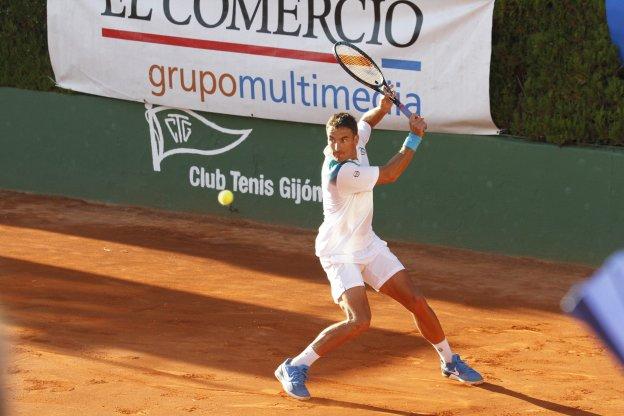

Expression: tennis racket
xmin=333 ymin=41 xmax=413 ymax=119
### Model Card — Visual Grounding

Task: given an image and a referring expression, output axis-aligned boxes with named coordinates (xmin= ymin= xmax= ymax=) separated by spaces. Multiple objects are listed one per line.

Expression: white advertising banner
xmin=48 ymin=0 xmax=498 ymax=134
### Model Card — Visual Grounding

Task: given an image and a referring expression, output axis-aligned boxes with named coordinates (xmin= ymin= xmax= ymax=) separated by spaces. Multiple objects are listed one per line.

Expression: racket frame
xmin=332 ymin=41 xmax=412 ymax=119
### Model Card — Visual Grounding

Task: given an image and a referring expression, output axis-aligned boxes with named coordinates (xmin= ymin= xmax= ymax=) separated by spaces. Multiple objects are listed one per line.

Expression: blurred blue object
xmin=561 ymin=250 xmax=624 ymax=366
xmin=606 ymin=0 xmax=624 ymax=63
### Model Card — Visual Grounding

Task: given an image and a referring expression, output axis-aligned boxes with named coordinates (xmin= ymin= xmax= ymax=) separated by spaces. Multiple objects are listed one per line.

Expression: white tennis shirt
xmin=315 ymin=120 xmax=387 ymax=263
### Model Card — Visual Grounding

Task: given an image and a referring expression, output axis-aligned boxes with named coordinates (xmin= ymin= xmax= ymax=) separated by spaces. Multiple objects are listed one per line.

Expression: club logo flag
xmin=48 ymin=0 xmax=498 ymax=134
xmin=145 ymin=104 xmax=252 ymax=172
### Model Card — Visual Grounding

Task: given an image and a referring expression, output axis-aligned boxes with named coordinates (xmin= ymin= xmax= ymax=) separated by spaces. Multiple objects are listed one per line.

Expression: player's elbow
xmin=387 ymin=174 xmax=400 ymax=184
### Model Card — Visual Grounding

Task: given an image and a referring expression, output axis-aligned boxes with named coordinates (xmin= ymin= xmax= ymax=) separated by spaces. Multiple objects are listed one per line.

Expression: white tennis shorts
xmin=320 ymin=245 xmax=405 ymax=303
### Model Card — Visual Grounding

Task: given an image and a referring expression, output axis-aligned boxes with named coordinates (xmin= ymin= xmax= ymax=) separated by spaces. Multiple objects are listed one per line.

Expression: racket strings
xmin=336 ymin=47 xmax=383 ymax=87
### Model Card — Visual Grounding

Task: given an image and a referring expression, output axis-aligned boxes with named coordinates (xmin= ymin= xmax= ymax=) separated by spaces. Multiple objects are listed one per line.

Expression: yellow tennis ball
xmin=218 ymin=189 xmax=234 ymax=206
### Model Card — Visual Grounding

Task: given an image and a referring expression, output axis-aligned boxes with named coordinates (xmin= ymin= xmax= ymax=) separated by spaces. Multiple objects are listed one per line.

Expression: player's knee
xmin=408 ymin=294 xmax=430 ymax=315
xmin=348 ymin=315 xmax=371 ymax=335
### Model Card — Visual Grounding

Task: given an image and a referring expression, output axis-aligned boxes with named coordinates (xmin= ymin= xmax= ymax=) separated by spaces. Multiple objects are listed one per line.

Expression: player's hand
xmin=409 ymin=114 xmax=427 ymax=137
xmin=380 ymin=84 xmax=396 ymax=113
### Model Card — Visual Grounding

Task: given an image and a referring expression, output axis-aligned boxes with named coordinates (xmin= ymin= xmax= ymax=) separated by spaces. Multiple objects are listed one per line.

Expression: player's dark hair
xmin=326 ymin=112 xmax=358 ymax=135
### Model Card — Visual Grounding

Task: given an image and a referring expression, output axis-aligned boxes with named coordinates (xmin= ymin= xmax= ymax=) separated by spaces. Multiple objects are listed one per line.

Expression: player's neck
xmin=335 ymin=156 xmax=356 ymax=163
xmin=341 ymin=148 xmax=358 ymax=162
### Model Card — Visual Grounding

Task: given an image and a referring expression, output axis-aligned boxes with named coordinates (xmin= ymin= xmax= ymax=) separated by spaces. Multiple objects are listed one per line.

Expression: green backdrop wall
xmin=1 ymin=88 xmax=623 ymax=265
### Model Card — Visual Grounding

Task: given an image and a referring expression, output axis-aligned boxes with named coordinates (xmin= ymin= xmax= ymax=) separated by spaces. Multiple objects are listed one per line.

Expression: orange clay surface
xmin=0 ymin=190 xmax=623 ymax=416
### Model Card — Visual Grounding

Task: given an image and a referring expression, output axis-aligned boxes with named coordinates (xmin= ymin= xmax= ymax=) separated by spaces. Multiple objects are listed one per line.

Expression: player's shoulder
xmin=327 ymin=159 xmax=359 ymax=183
xmin=357 ymin=119 xmax=372 ymax=133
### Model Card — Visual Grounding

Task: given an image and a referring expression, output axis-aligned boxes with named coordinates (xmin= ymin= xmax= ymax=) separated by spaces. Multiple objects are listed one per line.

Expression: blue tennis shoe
xmin=274 ymin=358 xmax=311 ymax=400
xmin=441 ymin=354 xmax=484 ymax=385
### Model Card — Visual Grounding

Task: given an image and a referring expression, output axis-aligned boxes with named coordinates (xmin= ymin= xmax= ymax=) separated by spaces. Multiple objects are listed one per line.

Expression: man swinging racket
xmin=275 ymin=91 xmax=483 ymax=400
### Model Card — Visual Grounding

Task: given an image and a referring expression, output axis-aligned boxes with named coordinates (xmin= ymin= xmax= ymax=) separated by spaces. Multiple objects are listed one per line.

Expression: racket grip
xmin=395 ymin=100 xmax=413 ymax=119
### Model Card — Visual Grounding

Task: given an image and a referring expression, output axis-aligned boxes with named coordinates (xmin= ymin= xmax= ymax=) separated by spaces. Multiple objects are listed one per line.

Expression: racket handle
xmin=391 ymin=96 xmax=413 ymax=119
xmin=397 ymin=102 xmax=413 ymax=119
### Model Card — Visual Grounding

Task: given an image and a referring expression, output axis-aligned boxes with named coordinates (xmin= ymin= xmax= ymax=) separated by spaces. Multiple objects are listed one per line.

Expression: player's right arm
xmin=360 ymin=92 xmax=394 ymax=128
xmin=377 ymin=114 xmax=427 ymax=185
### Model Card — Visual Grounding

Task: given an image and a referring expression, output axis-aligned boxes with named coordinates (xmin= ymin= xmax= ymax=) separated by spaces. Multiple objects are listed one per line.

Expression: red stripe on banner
xmin=102 ymin=28 xmax=337 ymax=64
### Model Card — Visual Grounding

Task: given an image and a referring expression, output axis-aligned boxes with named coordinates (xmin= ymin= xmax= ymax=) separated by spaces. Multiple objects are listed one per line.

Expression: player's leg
xmin=379 ymin=270 xmax=483 ymax=385
xmin=363 ymin=249 xmax=483 ymax=385
xmin=378 ymin=270 xmax=445 ymax=344
xmin=275 ymin=264 xmax=371 ymax=400
xmin=308 ymin=285 xmax=371 ymax=355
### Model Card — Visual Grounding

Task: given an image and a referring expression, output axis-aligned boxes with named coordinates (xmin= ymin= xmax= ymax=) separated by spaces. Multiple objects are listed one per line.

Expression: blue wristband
xmin=403 ymin=132 xmax=422 ymax=151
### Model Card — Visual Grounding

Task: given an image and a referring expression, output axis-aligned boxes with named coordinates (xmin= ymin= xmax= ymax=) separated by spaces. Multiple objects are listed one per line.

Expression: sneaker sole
xmin=274 ymin=366 xmax=311 ymax=400
xmin=443 ymin=372 xmax=484 ymax=386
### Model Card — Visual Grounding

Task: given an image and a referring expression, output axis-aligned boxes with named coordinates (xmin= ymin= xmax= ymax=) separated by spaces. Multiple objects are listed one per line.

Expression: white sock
xmin=432 ymin=339 xmax=454 ymax=364
xmin=290 ymin=345 xmax=320 ymax=368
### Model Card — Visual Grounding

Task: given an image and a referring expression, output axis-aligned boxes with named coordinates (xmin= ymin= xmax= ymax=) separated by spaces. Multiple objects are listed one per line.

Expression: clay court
xmin=0 ymin=190 xmax=622 ymax=415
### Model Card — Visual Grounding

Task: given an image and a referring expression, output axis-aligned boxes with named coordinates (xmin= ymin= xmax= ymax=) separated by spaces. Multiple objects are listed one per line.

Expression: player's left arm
xmin=377 ymin=114 xmax=427 ymax=185
xmin=360 ymin=90 xmax=394 ymax=128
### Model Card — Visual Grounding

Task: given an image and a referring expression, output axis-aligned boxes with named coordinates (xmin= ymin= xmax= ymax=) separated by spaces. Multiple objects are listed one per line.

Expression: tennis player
xmin=275 ymin=92 xmax=483 ymax=400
